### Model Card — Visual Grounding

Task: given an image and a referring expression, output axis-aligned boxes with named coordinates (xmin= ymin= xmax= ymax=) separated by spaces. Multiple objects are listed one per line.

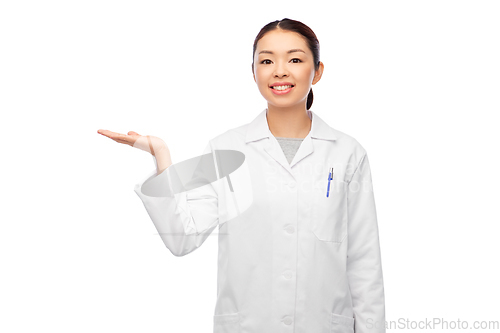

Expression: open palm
xmin=97 ymin=129 xmax=168 ymax=157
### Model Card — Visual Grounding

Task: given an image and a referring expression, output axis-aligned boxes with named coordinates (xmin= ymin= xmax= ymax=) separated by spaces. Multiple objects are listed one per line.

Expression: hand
xmin=97 ymin=129 xmax=168 ymax=157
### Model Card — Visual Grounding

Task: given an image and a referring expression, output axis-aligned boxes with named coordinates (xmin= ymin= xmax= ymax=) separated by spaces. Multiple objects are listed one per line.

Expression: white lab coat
xmin=134 ymin=108 xmax=386 ymax=333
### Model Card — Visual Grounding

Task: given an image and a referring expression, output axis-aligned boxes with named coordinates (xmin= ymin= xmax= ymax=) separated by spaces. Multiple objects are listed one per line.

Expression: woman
xmin=98 ymin=18 xmax=386 ymax=333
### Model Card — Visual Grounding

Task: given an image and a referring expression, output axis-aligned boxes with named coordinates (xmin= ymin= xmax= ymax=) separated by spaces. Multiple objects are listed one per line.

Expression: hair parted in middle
xmin=252 ymin=18 xmax=321 ymax=110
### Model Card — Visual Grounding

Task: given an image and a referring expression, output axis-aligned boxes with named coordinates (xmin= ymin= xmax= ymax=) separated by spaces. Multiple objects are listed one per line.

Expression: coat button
xmin=283 ymin=316 xmax=293 ymax=325
xmin=283 ymin=271 xmax=293 ymax=279
xmin=286 ymin=226 xmax=295 ymax=234
xmin=288 ymin=181 xmax=296 ymax=188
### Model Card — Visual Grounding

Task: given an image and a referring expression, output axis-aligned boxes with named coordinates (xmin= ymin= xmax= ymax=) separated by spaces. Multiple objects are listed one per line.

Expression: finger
xmin=99 ymin=130 xmax=129 ymax=141
xmin=113 ymin=136 xmax=136 ymax=145
xmin=98 ymin=129 xmax=122 ymax=138
xmin=97 ymin=129 xmax=111 ymax=136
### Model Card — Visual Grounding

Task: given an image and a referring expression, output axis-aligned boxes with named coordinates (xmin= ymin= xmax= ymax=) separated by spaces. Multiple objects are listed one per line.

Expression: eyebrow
xmin=258 ymin=49 xmax=306 ymax=55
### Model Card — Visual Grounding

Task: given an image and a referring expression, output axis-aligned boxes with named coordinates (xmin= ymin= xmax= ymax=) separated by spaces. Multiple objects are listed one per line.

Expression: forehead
xmin=256 ymin=30 xmax=309 ymax=55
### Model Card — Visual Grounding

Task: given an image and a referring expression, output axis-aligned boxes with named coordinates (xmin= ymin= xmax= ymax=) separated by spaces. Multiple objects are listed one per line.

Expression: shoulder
xmin=314 ymin=111 xmax=367 ymax=157
xmin=207 ymin=121 xmax=248 ymax=149
xmin=332 ymin=127 xmax=367 ymax=156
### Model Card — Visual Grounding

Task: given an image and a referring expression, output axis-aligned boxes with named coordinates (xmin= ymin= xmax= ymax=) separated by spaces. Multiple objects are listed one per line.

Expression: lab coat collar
xmin=245 ymin=108 xmax=338 ymax=176
xmin=245 ymin=108 xmax=338 ymax=143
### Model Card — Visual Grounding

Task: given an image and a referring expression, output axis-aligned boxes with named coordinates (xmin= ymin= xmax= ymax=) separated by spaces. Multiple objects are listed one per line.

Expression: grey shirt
xmin=275 ymin=136 xmax=304 ymax=164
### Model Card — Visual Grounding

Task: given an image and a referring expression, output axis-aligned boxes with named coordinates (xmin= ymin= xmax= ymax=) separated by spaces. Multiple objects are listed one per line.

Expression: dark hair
xmin=252 ymin=18 xmax=320 ymax=110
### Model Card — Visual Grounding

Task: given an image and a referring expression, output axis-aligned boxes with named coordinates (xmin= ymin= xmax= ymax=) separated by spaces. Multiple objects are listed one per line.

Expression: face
xmin=253 ymin=29 xmax=324 ymax=110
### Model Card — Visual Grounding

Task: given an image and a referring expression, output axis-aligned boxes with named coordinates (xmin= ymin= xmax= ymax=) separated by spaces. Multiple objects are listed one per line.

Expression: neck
xmin=266 ymin=104 xmax=312 ymax=139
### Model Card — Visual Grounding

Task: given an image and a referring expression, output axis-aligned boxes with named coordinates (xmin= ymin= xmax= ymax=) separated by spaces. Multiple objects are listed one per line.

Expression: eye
xmin=260 ymin=59 xmax=272 ymax=64
xmin=291 ymin=58 xmax=302 ymax=63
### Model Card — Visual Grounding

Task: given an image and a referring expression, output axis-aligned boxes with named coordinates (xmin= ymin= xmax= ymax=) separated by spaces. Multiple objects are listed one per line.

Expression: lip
xmin=269 ymin=81 xmax=294 ymax=87
xmin=269 ymin=82 xmax=294 ymax=95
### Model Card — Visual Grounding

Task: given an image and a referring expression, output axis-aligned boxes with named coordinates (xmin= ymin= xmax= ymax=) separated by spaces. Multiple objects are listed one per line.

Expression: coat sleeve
xmin=346 ymin=152 xmax=386 ymax=333
xmin=133 ymin=142 xmax=219 ymax=257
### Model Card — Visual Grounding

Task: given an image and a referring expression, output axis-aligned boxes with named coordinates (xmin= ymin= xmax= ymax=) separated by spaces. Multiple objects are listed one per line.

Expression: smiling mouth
xmin=270 ymin=85 xmax=295 ymax=91
xmin=269 ymin=85 xmax=294 ymax=95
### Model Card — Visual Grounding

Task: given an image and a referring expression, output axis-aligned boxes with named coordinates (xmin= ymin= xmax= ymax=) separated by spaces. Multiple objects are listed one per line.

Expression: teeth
xmin=272 ymin=85 xmax=292 ymax=91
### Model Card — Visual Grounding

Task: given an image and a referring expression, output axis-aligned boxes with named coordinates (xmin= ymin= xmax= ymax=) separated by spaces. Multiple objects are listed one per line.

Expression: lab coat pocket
xmin=331 ymin=312 xmax=355 ymax=333
xmin=311 ymin=178 xmax=347 ymax=243
xmin=214 ymin=312 xmax=241 ymax=333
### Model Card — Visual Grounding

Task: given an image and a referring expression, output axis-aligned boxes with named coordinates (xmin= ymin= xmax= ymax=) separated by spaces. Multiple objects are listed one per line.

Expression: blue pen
xmin=326 ymin=167 xmax=333 ymax=197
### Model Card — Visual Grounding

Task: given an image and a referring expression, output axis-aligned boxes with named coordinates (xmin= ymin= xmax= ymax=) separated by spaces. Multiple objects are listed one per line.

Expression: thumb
xmin=128 ymin=131 xmax=140 ymax=136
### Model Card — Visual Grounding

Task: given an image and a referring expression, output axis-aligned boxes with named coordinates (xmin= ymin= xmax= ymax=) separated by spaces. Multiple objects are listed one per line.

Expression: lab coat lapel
xmin=289 ymin=134 xmax=314 ymax=169
xmin=245 ymin=108 xmax=338 ymax=177
xmin=244 ymin=108 xmax=295 ymax=177
xmin=264 ymin=136 xmax=294 ymax=176
xmin=289 ymin=110 xmax=339 ymax=169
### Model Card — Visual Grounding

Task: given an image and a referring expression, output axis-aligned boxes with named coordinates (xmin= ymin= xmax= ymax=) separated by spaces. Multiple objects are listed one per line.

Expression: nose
xmin=273 ymin=61 xmax=289 ymax=78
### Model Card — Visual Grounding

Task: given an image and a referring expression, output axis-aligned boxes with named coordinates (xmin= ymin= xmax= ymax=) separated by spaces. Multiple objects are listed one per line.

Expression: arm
xmin=346 ymin=152 xmax=386 ymax=333
xmin=134 ymin=142 xmax=219 ymax=257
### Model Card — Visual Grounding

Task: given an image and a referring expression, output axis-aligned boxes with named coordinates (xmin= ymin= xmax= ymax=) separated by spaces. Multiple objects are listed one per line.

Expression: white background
xmin=1 ymin=0 xmax=499 ymax=332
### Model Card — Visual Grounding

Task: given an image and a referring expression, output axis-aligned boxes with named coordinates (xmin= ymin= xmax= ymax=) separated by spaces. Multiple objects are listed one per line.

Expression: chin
xmin=268 ymin=102 xmax=301 ymax=109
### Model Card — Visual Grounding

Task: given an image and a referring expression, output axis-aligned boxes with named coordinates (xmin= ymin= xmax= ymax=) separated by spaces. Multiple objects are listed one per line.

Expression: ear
xmin=312 ymin=61 xmax=324 ymax=85
xmin=252 ymin=63 xmax=256 ymax=82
